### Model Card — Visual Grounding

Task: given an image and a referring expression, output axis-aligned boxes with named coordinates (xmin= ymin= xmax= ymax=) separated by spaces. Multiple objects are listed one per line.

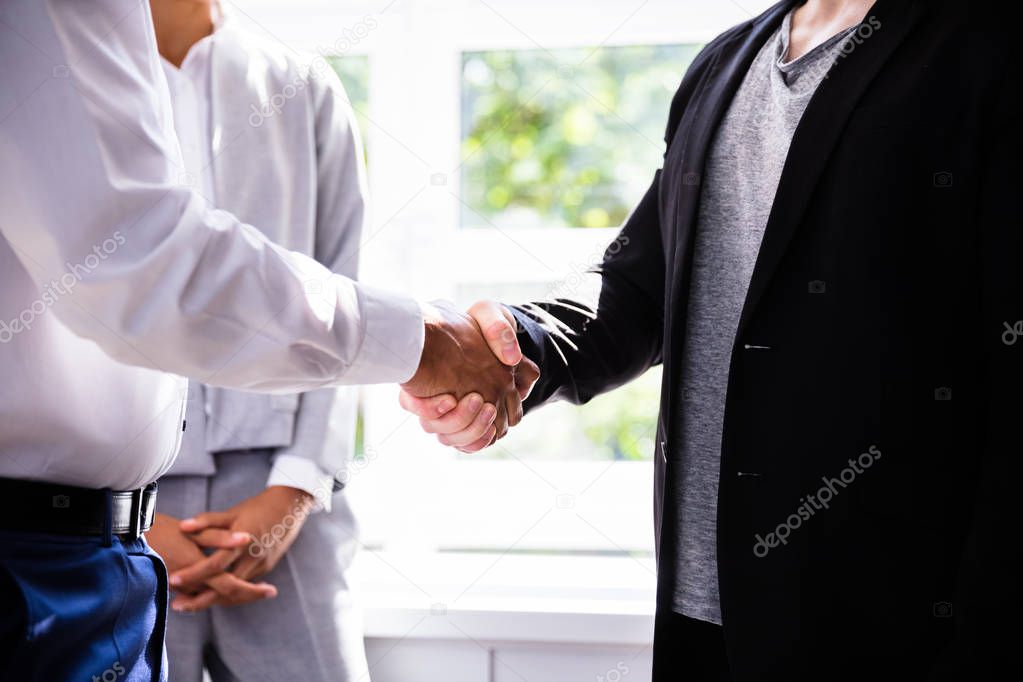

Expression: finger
xmin=171 ymin=588 xmax=220 ymax=613
xmin=227 ymin=555 xmax=266 ymax=582
xmin=205 ymin=572 xmax=278 ymax=606
xmin=456 ymin=424 xmax=498 ymax=454
xmin=171 ymin=577 xmax=276 ymax=612
xmin=490 ymin=402 xmax=509 ymax=445
xmin=418 ymin=393 xmax=486 ymax=435
xmin=189 ymin=528 xmax=254 ymax=550
xmin=172 ymin=576 xmax=276 ymax=613
xmin=497 ymin=404 xmax=510 ymax=440
xmin=398 ymin=390 xmax=457 ymax=418
xmin=506 ymin=388 xmax=524 ymax=428
xmin=179 ymin=511 xmax=234 ymax=533
xmin=514 ymin=357 xmax=540 ymax=401
xmin=168 ymin=548 xmax=240 ymax=591
xmin=437 ymin=403 xmax=498 ymax=448
xmin=468 ymin=300 xmax=521 ymax=365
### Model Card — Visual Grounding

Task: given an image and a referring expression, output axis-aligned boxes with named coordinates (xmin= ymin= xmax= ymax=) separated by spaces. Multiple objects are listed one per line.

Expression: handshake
xmin=400 ymin=300 xmax=539 ymax=452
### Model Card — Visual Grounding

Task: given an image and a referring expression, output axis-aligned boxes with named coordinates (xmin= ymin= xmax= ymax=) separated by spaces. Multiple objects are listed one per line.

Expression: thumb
xmin=468 ymin=300 xmax=521 ymax=366
xmin=514 ymin=356 xmax=540 ymax=401
xmin=398 ymin=389 xmax=457 ymax=418
xmin=180 ymin=511 xmax=235 ymax=533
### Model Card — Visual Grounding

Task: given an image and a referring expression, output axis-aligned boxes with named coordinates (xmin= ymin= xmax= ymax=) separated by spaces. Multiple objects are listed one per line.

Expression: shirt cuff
xmin=266 ymin=454 xmax=336 ymax=513
xmin=343 ymin=283 xmax=424 ymax=385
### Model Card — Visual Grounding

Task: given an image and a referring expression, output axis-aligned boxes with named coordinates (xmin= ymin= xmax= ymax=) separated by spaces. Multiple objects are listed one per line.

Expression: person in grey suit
xmin=144 ymin=1 xmax=370 ymax=679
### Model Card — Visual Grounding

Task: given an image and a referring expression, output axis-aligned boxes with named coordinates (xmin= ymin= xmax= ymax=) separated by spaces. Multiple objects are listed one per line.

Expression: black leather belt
xmin=0 ymin=477 xmax=157 ymax=541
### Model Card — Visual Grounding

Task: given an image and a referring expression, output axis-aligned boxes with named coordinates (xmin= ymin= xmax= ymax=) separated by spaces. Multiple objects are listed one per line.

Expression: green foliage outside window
xmin=461 ymin=44 xmax=701 ymax=229
xmin=327 ymin=55 xmax=370 ymax=158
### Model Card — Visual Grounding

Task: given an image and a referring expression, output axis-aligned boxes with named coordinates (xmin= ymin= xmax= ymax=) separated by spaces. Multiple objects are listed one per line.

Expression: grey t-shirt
xmin=671 ymin=12 xmax=858 ymax=624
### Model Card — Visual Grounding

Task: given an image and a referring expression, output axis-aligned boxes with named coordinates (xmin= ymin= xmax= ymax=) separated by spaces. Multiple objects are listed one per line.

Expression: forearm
xmin=510 ymin=175 xmax=667 ymax=410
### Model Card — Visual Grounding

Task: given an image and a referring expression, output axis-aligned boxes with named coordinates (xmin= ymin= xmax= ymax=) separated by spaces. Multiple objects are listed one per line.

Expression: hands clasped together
xmin=149 ymin=485 xmax=316 ymax=612
xmin=400 ymin=300 xmax=538 ymax=453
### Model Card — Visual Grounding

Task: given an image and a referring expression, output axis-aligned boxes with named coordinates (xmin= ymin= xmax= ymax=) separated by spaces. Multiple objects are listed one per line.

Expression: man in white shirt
xmin=140 ymin=2 xmax=371 ymax=679
xmin=0 ymin=1 xmax=533 ymax=679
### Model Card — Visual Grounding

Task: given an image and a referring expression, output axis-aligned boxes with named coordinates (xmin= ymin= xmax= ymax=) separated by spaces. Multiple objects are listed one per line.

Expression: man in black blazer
xmin=401 ymin=0 xmax=1020 ymax=679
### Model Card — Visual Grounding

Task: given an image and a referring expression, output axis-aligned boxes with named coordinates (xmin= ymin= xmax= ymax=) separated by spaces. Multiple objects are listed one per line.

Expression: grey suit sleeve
xmin=267 ymin=64 xmax=367 ymax=507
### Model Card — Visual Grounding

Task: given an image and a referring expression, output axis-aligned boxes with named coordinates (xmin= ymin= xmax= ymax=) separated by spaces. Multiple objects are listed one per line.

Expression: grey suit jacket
xmin=168 ymin=20 xmax=365 ymax=499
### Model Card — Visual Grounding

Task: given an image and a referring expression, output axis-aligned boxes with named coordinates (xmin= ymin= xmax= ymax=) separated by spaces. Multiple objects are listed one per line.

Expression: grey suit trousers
xmin=157 ymin=450 xmax=370 ymax=682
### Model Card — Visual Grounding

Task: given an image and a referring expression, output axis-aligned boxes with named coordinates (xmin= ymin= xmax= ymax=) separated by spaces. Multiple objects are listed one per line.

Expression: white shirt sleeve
xmin=266 ymin=454 xmax=337 ymax=510
xmin=0 ymin=0 xmax=423 ymax=393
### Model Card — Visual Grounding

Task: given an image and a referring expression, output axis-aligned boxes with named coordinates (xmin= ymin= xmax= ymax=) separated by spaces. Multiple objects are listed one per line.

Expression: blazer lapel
xmin=667 ymin=2 xmax=795 ymax=334
xmin=734 ymin=0 xmax=925 ymax=342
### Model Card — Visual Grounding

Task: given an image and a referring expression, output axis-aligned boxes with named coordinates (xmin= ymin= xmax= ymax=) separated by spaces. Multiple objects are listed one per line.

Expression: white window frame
xmin=229 ymin=0 xmax=774 ymax=626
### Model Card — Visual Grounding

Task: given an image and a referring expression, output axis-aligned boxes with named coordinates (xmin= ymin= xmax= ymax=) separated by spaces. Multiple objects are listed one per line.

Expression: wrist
xmin=404 ymin=301 xmax=456 ymax=395
xmin=265 ymin=485 xmax=314 ymax=514
xmin=267 ymin=456 xmax=335 ymax=512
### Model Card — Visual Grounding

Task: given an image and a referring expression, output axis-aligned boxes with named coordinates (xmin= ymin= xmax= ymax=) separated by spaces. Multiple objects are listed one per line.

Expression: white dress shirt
xmin=0 ymin=0 xmax=423 ymax=490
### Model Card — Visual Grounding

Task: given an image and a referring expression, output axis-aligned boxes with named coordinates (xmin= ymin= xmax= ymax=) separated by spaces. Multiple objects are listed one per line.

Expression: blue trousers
xmin=0 ymin=530 xmax=168 ymax=681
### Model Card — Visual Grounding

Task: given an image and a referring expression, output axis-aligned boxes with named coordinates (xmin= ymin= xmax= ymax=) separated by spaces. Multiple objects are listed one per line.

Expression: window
xmin=228 ymin=0 xmax=768 ymax=607
xmin=461 ymin=44 xmax=701 ymax=230
xmin=455 ymin=43 xmax=703 ymax=465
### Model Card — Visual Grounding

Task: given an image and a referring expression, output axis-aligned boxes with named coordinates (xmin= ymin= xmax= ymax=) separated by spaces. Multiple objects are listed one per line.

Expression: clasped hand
xmin=400 ymin=300 xmax=535 ymax=452
xmin=147 ymin=485 xmax=315 ymax=612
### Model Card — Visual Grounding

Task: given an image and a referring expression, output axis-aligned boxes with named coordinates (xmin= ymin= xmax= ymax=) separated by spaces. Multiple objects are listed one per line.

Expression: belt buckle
xmin=128 ymin=487 xmax=144 ymax=539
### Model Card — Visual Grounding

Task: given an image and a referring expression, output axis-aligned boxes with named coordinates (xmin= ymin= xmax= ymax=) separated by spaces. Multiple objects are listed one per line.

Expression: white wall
xmin=365 ymin=638 xmax=650 ymax=682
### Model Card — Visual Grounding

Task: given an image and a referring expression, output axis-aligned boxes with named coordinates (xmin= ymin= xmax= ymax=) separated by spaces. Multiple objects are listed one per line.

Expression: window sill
xmin=353 ymin=551 xmax=656 ymax=646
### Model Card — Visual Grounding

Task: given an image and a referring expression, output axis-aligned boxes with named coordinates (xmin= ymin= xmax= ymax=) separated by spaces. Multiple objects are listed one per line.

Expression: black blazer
xmin=509 ymin=1 xmax=1020 ymax=679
